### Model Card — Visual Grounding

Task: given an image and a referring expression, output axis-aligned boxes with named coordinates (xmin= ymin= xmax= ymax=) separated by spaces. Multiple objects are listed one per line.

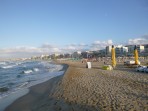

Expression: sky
xmin=0 ymin=0 xmax=148 ymax=58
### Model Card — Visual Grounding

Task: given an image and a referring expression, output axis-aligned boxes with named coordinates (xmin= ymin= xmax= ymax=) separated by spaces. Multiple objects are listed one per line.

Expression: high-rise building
xmin=115 ymin=45 xmax=128 ymax=57
xmin=126 ymin=45 xmax=144 ymax=56
xmin=137 ymin=45 xmax=144 ymax=53
xmin=142 ymin=44 xmax=148 ymax=56
xmin=106 ymin=46 xmax=112 ymax=56
xmin=121 ymin=46 xmax=128 ymax=55
xmin=143 ymin=44 xmax=148 ymax=53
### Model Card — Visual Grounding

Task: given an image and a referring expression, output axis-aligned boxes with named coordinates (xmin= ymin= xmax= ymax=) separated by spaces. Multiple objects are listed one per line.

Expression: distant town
xmin=13 ymin=44 xmax=148 ymax=61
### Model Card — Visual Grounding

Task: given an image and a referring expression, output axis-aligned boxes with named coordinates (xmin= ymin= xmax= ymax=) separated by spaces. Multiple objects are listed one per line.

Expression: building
xmin=98 ymin=49 xmax=106 ymax=57
xmin=51 ymin=53 xmax=60 ymax=59
xmin=126 ymin=45 xmax=135 ymax=54
xmin=92 ymin=50 xmax=100 ymax=58
xmin=40 ymin=54 xmax=50 ymax=59
xmin=81 ymin=51 xmax=89 ymax=58
xmin=115 ymin=45 xmax=128 ymax=57
xmin=137 ymin=45 xmax=144 ymax=53
xmin=126 ymin=45 xmax=144 ymax=56
xmin=142 ymin=44 xmax=148 ymax=56
xmin=143 ymin=44 xmax=148 ymax=53
xmin=81 ymin=51 xmax=94 ymax=58
xmin=64 ymin=53 xmax=72 ymax=58
xmin=121 ymin=46 xmax=128 ymax=56
xmin=59 ymin=54 xmax=64 ymax=58
xmin=115 ymin=46 xmax=122 ymax=57
xmin=106 ymin=46 xmax=112 ymax=56
xmin=72 ymin=51 xmax=81 ymax=58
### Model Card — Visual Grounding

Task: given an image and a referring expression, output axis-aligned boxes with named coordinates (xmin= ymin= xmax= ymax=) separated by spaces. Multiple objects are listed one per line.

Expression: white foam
xmin=48 ymin=65 xmax=63 ymax=72
xmin=23 ymin=70 xmax=33 ymax=74
xmin=33 ymin=68 xmax=39 ymax=72
xmin=0 ymin=61 xmax=65 ymax=111
xmin=18 ymin=82 xmax=29 ymax=88
xmin=2 ymin=65 xmax=17 ymax=69
xmin=0 ymin=62 xmax=6 ymax=65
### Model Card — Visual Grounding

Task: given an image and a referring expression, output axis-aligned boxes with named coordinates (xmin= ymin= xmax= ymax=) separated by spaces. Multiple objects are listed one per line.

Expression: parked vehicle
xmin=135 ymin=65 xmax=147 ymax=72
xmin=143 ymin=66 xmax=148 ymax=73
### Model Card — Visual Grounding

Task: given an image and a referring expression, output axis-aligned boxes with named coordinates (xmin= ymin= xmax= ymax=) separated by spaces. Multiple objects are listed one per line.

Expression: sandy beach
xmin=5 ymin=61 xmax=148 ymax=111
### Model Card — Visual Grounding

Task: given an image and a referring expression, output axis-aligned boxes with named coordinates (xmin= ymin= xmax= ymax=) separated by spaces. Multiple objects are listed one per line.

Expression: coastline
xmin=0 ymin=88 xmax=29 ymax=111
xmin=4 ymin=60 xmax=148 ymax=111
xmin=4 ymin=63 xmax=68 ymax=111
xmin=5 ymin=75 xmax=63 ymax=111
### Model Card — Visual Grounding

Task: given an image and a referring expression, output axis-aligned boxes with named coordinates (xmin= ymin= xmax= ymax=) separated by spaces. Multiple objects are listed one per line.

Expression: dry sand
xmin=5 ymin=61 xmax=148 ymax=111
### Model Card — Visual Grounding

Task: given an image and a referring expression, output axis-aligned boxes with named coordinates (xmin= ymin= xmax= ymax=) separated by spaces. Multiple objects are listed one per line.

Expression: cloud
xmin=0 ymin=40 xmax=114 ymax=58
xmin=128 ymin=35 xmax=148 ymax=45
xmin=90 ymin=40 xmax=113 ymax=51
xmin=1 ymin=35 xmax=148 ymax=59
xmin=0 ymin=43 xmax=89 ymax=58
xmin=0 ymin=46 xmax=42 ymax=58
xmin=40 ymin=43 xmax=61 ymax=53
xmin=41 ymin=43 xmax=56 ymax=49
xmin=0 ymin=46 xmax=41 ymax=53
xmin=61 ymin=43 xmax=88 ymax=53
xmin=0 ymin=44 xmax=62 ymax=59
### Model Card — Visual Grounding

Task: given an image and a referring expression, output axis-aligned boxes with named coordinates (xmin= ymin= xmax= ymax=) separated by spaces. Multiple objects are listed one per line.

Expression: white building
xmin=106 ymin=46 xmax=112 ymax=56
xmin=115 ymin=45 xmax=128 ymax=57
xmin=126 ymin=45 xmax=144 ymax=56
xmin=121 ymin=46 xmax=128 ymax=55
xmin=137 ymin=45 xmax=144 ymax=53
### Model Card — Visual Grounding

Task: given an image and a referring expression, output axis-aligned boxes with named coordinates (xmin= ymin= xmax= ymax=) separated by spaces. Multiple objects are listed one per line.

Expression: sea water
xmin=0 ymin=60 xmax=64 ymax=111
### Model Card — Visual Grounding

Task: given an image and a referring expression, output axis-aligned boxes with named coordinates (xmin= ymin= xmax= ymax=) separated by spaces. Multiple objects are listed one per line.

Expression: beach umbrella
xmin=111 ymin=45 xmax=116 ymax=68
xmin=134 ymin=45 xmax=139 ymax=65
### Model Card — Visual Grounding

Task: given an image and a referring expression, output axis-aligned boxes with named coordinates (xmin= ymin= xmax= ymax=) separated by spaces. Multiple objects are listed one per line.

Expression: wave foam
xmin=2 ymin=65 xmax=17 ymax=69
xmin=33 ymin=68 xmax=39 ymax=72
xmin=48 ymin=65 xmax=63 ymax=72
xmin=18 ymin=82 xmax=29 ymax=88
xmin=0 ymin=62 xmax=6 ymax=65
xmin=23 ymin=70 xmax=33 ymax=74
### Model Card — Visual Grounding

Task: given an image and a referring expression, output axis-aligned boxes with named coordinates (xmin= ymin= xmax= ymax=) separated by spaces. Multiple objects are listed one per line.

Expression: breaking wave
xmin=21 ymin=68 xmax=39 ymax=74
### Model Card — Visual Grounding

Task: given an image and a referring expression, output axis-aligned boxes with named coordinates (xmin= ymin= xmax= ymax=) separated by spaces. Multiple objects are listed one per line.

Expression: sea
xmin=0 ymin=60 xmax=64 ymax=111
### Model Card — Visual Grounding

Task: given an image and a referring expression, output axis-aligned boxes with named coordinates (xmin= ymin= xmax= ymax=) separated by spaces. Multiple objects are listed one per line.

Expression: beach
xmin=5 ymin=61 xmax=148 ymax=111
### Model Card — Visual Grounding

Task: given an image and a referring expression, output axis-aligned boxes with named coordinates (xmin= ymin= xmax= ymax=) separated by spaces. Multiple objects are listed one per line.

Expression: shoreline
xmin=5 ymin=75 xmax=63 ymax=111
xmin=0 ymin=88 xmax=29 ymax=111
xmin=4 ymin=63 xmax=68 ymax=111
xmin=4 ymin=60 xmax=148 ymax=111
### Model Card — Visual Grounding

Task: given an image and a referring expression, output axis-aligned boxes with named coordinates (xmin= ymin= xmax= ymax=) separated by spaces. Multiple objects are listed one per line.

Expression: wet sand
xmin=5 ymin=64 xmax=68 ymax=111
xmin=5 ymin=61 xmax=148 ymax=111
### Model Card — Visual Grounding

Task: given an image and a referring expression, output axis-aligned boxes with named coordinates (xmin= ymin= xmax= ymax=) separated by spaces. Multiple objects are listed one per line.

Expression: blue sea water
xmin=0 ymin=60 xmax=64 ymax=111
